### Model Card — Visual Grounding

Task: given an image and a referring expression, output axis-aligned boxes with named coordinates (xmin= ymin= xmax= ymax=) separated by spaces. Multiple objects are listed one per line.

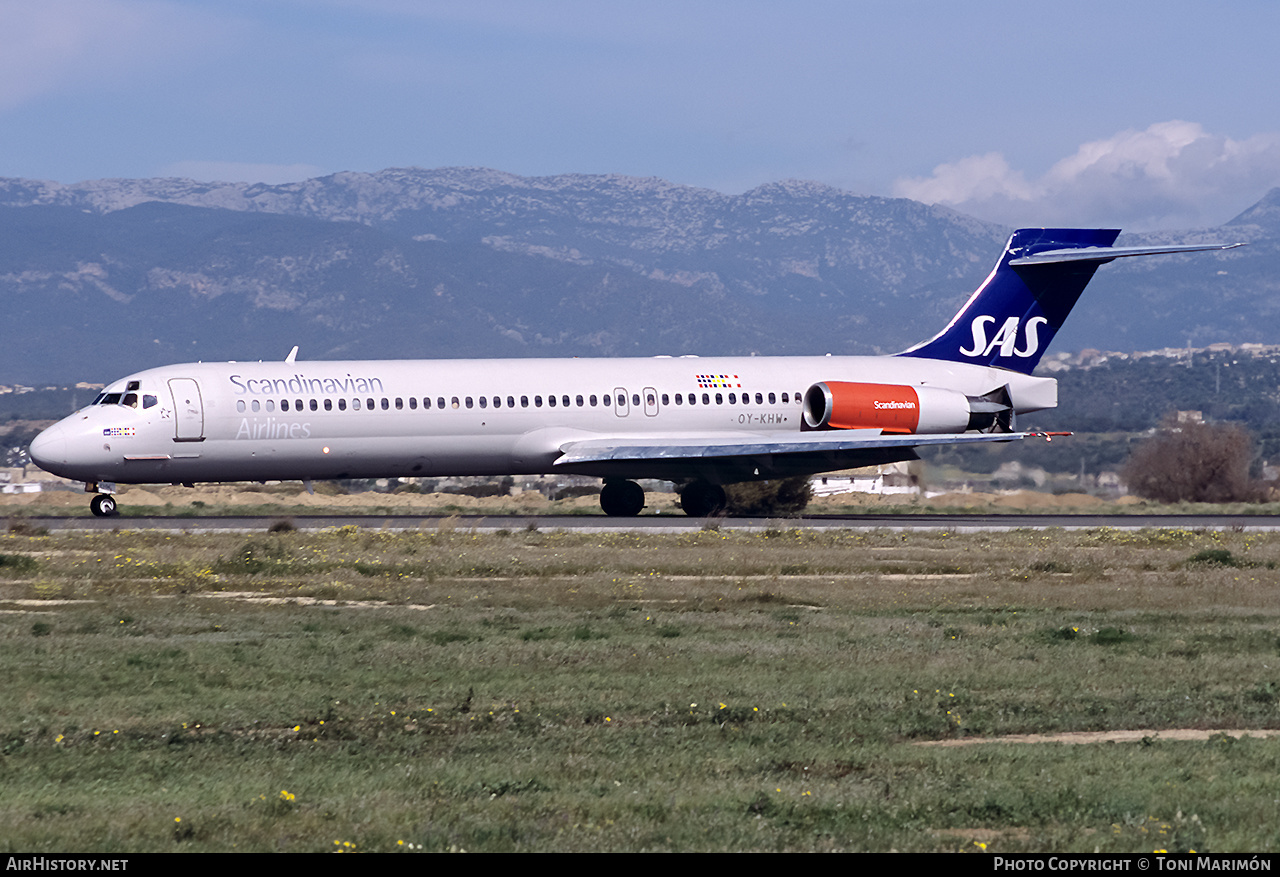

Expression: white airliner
xmin=29 ymin=228 xmax=1242 ymax=517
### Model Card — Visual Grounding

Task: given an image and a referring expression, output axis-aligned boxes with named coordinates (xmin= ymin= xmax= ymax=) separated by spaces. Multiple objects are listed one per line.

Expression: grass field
xmin=3 ymin=523 xmax=1280 ymax=852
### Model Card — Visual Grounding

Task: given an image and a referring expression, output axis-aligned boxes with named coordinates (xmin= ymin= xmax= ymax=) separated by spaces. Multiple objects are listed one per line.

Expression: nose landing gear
xmin=84 ymin=482 xmax=120 ymax=517
xmin=89 ymin=494 xmax=119 ymax=517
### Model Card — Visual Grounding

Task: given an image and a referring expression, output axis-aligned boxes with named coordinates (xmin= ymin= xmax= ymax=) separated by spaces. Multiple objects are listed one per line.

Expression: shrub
xmin=724 ymin=477 xmax=812 ymax=515
xmin=1187 ymin=548 xmax=1244 ymax=567
xmin=1121 ymin=414 xmax=1263 ymax=503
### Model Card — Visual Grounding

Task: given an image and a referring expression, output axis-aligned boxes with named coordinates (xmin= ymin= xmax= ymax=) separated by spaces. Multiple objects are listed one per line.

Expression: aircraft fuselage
xmin=31 ymin=353 xmax=1055 ymax=487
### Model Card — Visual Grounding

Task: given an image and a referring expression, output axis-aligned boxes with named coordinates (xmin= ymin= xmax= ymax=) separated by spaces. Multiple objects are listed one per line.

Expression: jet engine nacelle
xmin=803 ymin=381 xmax=975 ymax=434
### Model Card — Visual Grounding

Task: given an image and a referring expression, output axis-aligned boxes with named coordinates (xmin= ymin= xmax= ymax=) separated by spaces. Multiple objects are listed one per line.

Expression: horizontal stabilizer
xmin=1009 ymin=242 xmax=1245 ymax=266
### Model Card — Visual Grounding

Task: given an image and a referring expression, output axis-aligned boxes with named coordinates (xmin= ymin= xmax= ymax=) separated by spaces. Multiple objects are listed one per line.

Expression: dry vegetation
xmin=3 ymin=525 xmax=1280 ymax=852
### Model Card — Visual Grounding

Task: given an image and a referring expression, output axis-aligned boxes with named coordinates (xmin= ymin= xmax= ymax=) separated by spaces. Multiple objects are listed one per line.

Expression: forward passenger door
xmin=168 ymin=378 xmax=205 ymax=441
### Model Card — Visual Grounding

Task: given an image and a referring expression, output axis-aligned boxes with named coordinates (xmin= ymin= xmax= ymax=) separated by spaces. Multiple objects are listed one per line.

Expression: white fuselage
xmin=31 ymin=353 xmax=1055 ymax=487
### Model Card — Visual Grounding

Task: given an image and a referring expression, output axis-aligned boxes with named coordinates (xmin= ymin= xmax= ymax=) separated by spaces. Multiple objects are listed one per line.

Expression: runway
xmin=17 ymin=512 xmax=1280 ymax=533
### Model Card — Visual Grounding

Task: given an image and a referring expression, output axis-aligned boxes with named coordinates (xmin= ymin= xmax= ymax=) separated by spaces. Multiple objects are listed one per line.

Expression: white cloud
xmin=893 ymin=121 xmax=1280 ymax=230
xmin=0 ymin=0 xmax=237 ymax=111
xmin=158 ymin=161 xmax=327 ymax=185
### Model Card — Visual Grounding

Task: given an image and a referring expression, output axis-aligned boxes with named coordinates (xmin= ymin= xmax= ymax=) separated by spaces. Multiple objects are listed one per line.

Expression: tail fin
xmin=897 ymin=228 xmax=1243 ymax=374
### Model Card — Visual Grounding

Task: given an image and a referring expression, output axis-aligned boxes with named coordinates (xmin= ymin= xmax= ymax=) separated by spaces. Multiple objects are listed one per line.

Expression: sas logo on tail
xmin=959 ymin=315 xmax=1049 ymax=359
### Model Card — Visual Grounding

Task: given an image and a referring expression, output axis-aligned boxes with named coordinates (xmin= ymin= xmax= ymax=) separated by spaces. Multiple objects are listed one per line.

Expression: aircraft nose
xmin=28 ymin=422 xmax=68 ymax=472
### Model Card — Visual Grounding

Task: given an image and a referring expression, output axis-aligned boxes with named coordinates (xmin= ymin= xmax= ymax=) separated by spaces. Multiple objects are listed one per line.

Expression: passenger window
xmin=781 ymin=393 xmax=789 ymax=403
xmin=589 ymin=395 xmax=597 ymax=407
xmin=702 ymin=393 xmax=710 ymax=405
xmin=409 ymin=397 xmax=417 ymax=410
xmin=715 ymin=393 xmax=723 ymax=405
xmin=755 ymin=393 xmax=763 ymax=404
xmin=576 ymin=395 xmax=584 ymax=407
xmin=352 ymin=398 xmax=361 ymax=411
xmin=236 ymin=400 xmax=246 ymax=413
xmin=647 ymin=393 xmax=656 ymax=406
xmin=324 ymin=399 xmax=332 ymax=411
xmin=379 ymin=398 xmax=388 ymax=410
xmin=266 ymin=400 xmax=276 ymax=412
xmin=437 ymin=398 xmax=445 ymax=409
xmin=675 ymin=394 xmax=683 ymax=405
xmin=395 ymin=397 xmax=403 ymax=410
xmin=310 ymin=399 xmax=318 ymax=411
xmin=661 ymin=394 xmax=669 ymax=405
xmin=687 ymin=394 xmax=695 ymax=406
xmin=602 ymin=394 xmax=611 ymax=406
xmin=296 ymin=399 xmax=303 ymax=411
xmin=479 ymin=397 xmax=487 ymax=409
xmin=631 ymin=394 xmax=640 ymax=406
xmin=338 ymin=398 xmax=347 ymax=411
xmin=465 ymin=397 xmax=473 ymax=409
xmin=521 ymin=396 xmax=529 ymax=408
xmin=548 ymin=395 xmax=556 ymax=407
xmin=768 ymin=392 xmax=776 ymax=404
xmin=728 ymin=393 xmax=736 ymax=404
xmin=251 ymin=400 xmax=260 ymax=412
xmin=562 ymin=395 xmax=570 ymax=407
xmin=451 ymin=397 xmax=460 ymax=409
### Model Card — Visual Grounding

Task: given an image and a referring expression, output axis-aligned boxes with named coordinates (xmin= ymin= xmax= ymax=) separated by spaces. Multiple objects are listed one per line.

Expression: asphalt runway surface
xmin=18 ymin=513 xmax=1280 ymax=532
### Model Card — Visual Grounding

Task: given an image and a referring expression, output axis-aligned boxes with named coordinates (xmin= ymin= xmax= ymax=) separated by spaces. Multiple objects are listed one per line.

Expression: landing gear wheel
xmin=599 ymin=480 xmax=645 ymax=517
xmin=90 ymin=494 xmax=119 ymax=518
xmin=680 ymin=481 xmax=726 ymax=517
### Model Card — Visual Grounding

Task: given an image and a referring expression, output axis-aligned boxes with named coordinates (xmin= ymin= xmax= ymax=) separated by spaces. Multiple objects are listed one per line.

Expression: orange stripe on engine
xmin=825 ymin=382 xmax=921 ymax=433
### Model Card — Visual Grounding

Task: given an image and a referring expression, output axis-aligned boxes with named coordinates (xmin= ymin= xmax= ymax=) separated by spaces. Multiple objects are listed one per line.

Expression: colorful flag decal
xmin=695 ymin=374 xmax=740 ymax=388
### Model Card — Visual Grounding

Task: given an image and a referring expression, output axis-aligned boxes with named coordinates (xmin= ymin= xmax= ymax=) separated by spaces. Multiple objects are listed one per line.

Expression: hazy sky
xmin=3 ymin=0 xmax=1279 ymax=230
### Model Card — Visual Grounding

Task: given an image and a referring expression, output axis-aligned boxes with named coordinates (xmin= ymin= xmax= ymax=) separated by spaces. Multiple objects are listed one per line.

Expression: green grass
xmin=3 ymin=526 xmax=1280 ymax=851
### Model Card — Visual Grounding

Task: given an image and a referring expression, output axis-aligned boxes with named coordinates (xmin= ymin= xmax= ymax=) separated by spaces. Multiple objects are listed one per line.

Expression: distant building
xmin=811 ymin=462 xmax=920 ymax=496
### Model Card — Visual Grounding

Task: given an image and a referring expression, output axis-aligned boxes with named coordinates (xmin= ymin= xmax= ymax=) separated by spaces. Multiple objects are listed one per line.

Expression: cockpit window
xmin=122 ymin=393 xmax=138 ymax=408
xmin=143 ymin=395 xmax=157 ymax=409
xmin=102 ymin=393 xmax=122 ymax=405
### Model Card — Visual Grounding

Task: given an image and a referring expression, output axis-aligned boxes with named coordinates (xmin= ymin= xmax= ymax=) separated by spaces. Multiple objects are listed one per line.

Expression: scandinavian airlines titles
xmin=959 ymin=315 xmax=1049 ymax=359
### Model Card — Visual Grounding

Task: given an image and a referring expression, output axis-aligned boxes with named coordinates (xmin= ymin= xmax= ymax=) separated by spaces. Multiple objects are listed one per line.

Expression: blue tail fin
xmin=897 ymin=228 xmax=1120 ymax=373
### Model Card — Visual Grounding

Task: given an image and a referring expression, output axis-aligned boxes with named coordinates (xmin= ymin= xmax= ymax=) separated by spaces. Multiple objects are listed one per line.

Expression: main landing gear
xmin=679 ymin=481 xmax=726 ymax=517
xmin=596 ymin=479 xmax=728 ymax=517
xmin=599 ymin=479 xmax=645 ymax=517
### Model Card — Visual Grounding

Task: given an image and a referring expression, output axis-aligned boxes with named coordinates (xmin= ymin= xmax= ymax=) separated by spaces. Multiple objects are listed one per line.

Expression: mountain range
xmin=1 ymin=167 xmax=1275 ymax=383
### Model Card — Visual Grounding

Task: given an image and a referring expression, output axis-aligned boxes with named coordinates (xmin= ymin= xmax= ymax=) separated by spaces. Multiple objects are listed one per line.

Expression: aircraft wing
xmin=553 ymin=429 xmax=1035 ymax=482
